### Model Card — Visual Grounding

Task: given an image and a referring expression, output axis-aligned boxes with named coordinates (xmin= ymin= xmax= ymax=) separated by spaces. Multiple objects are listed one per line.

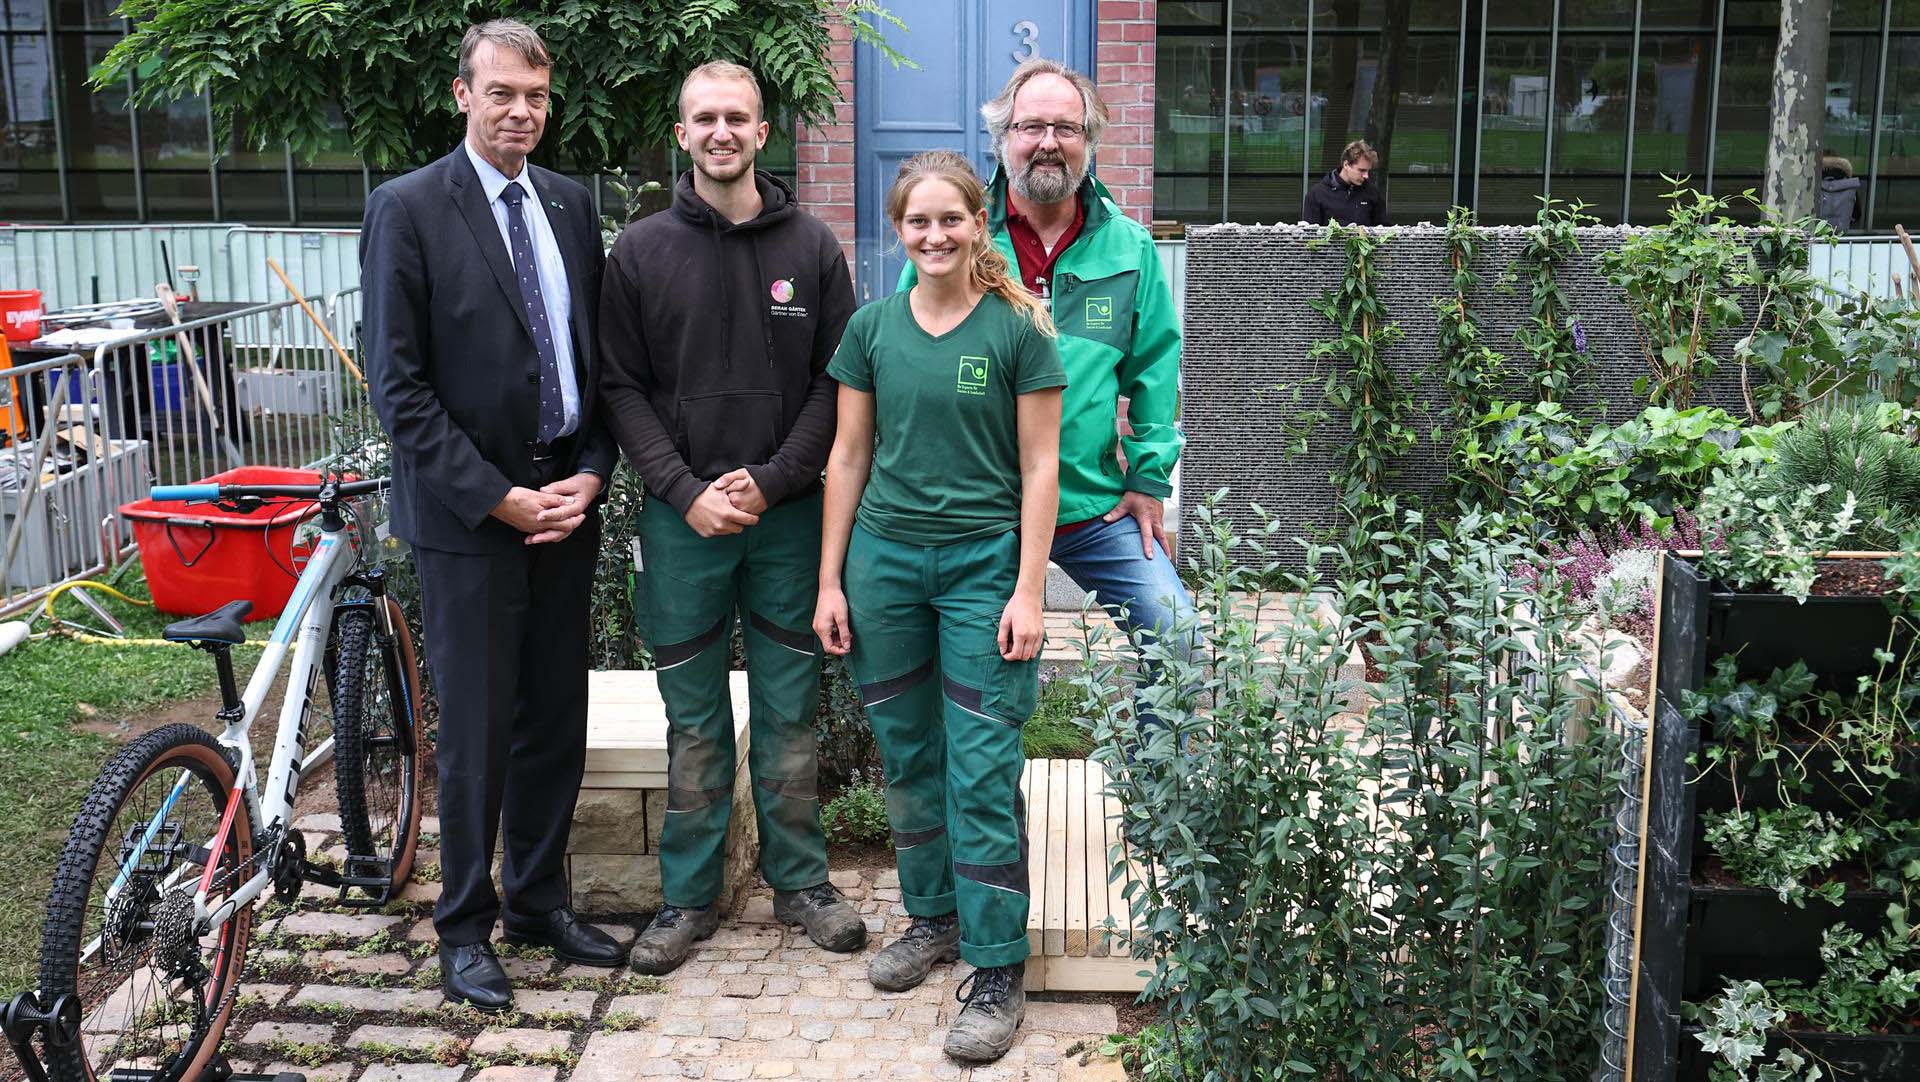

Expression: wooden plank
xmin=1088 ymin=759 xmax=1112 ymax=958
xmin=1100 ymin=761 xmax=1135 ymax=958
xmin=1022 ymin=759 xmax=1046 ymax=957
xmin=1036 ymin=953 xmax=1147 ymax=994
xmin=1044 ymin=759 xmax=1069 ymax=957
xmin=1064 ymin=758 xmax=1089 ymax=957
xmin=580 ymin=770 xmax=667 ymax=790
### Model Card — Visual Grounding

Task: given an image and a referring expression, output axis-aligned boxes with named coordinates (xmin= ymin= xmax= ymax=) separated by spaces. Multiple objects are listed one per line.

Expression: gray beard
xmin=1009 ymin=156 xmax=1083 ymax=204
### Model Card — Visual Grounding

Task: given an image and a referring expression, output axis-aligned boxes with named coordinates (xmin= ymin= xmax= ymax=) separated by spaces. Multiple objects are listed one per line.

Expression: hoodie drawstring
xmin=707 ymin=208 xmax=732 ymax=372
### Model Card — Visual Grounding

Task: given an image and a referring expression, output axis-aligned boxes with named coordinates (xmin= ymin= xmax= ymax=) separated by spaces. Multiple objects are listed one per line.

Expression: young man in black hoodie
xmin=1304 ymin=139 xmax=1387 ymax=226
xmin=599 ymin=61 xmax=863 ymax=973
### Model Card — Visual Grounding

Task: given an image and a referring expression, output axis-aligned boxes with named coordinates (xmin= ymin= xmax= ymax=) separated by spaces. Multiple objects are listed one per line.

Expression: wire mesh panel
xmin=1179 ymin=223 xmax=1760 ymax=571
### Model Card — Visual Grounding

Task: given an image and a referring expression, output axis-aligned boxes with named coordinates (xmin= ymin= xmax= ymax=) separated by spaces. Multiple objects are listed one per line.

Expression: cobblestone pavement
xmin=208 ymin=815 xmax=1129 ymax=1082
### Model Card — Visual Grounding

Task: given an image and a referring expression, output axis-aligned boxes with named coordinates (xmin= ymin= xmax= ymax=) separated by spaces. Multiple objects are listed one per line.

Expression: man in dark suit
xmin=362 ymin=18 xmax=626 ymax=1012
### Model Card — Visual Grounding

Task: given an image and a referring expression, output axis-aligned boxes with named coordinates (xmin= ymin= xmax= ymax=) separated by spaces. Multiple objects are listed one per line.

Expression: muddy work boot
xmin=626 ymin=904 xmax=721 ymax=975
xmin=868 ymin=913 xmax=962 ymax=991
xmin=944 ymin=960 xmax=1026 ymax=1064
xmin=772 ymin=883 xmax=868 ymax=952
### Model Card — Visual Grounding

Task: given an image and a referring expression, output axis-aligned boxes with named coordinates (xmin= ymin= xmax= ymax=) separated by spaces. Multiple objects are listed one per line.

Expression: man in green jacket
xmin=880 ymin=55 xmax=1193 ymax=1028
xmin=906 ymin=56 xmax=1188 ymax=657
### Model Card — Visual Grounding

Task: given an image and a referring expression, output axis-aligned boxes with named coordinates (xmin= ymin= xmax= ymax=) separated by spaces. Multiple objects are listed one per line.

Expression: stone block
xmin=574 ymin=1032 xmax=661 ymax=1082
xmin=1024 ymin=1001 xmax=1118 ymax=1034
xmin=346 ymin=1024 xmax=451 ymax=1051
xmin=473 ymin=1069 xmax=560 ymax=1082
xmin=570 ymin=788 xmax=655 ymax=855
xmin=289 ymin=985 xmax=443 ymax=1013
xmin=513 ymin=988 xmax=597 ymax=1019
xmin=570 ymin=853 xmax=664 ymax=914
xmin=471 ymin=1028 xmax=571 ymax=1057
xmin=239 ymin=1021 xmax=334 ymax=1046
xmin=277 ymin=912 xmax=400 ymax=938
xmin=358 ymin=1066 xmax=465 ymax=1082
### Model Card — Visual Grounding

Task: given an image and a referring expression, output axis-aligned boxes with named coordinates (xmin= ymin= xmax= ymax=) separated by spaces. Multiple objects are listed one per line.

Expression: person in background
xmin=1304 ymin=138 xmax=1387 ymax=226
xmin=1819 ymin=147 xmax=1861 ymax=233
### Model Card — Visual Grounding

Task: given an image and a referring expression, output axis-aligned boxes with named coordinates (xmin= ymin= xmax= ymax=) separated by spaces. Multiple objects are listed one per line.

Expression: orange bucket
xmin=0 ymin=289 xmax=43 ymax=343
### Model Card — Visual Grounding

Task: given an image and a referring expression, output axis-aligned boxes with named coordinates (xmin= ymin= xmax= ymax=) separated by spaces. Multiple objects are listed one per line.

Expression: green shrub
xmin=819 ymin=773 xmax=888 ymax=847
xmin=1749 ymin=402 xmax=1920 ymax=549
xmin=1082 ymin=495 xmax=1620 ymax=1079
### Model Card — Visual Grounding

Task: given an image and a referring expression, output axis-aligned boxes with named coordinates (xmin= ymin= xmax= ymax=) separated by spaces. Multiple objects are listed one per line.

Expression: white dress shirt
xmin=464 ymin=139 xmax=580 ymax=437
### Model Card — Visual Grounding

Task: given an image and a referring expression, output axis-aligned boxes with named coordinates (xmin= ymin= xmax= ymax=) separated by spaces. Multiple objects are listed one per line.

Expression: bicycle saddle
xmin=163 ymin=599 xmax=254 ymax=646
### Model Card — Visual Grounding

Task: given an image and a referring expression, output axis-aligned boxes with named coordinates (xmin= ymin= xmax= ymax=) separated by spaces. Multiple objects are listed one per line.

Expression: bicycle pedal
xmin=304 ymin=855 xmax=397 ymax=907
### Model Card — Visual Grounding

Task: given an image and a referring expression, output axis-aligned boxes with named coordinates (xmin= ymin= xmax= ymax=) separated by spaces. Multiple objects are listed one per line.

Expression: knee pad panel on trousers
xmin=859 ymin=657 xmax=936 ymax=708
xmin=890 ymin=822 xmax=947 ymax=851
xmin=656 ymin=612 xmax=730 ymax=670
xmin=748 ymin=610 xmax=820 ymax=657
xmin=755 ymin=733 xmax=820 ymax=801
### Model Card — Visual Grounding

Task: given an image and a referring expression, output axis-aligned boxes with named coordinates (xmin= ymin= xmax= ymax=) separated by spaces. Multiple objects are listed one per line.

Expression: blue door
xmin=853 ymin=1 xmax=1095 ymax=302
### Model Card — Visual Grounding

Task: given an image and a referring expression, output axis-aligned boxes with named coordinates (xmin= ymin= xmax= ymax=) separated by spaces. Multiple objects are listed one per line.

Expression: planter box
xmin=1678 ymin=1027 xmax=1920 ymax=1082
xmin=1633 ymin=552 xmax=1909 ymax=1082
xmin=1684 ymin=883 xmax=1897 ymax=996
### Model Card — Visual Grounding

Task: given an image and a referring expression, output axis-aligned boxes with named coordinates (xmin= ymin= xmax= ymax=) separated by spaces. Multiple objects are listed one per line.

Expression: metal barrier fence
xmin=0 ymin=288 xmax=367 ymax=616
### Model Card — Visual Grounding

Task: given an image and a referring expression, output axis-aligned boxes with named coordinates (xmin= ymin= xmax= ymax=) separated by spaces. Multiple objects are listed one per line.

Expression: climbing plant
xmin=1599 ymin=179 xmax=1750 ymax=409
xmin=1435 ymin=206 xmax=1507 ymax=491
xmin=1308 ymin=225 xmax=1416 ymax=504
xmin=1512 ymin=197 xmax=1596 ymax=404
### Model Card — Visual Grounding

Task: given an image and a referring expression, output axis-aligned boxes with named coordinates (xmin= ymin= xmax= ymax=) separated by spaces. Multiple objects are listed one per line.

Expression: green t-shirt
xmin=827 ymin=289 xmax=1067 ymax=545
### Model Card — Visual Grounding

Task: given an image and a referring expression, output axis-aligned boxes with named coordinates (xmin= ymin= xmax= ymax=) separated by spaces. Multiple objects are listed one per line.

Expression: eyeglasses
xmin=1010 ymin=120 xmax=1086 ymax=143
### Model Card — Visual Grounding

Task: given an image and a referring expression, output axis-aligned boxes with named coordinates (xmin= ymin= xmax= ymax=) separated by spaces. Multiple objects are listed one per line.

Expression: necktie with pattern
xmin=499 ymin=181 xmax=566 ymax=443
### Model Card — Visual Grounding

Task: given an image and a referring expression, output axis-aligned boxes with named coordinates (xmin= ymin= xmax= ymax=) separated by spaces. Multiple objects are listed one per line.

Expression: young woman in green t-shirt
xmin=813 ymin=150 xmax=1066 ymax=1065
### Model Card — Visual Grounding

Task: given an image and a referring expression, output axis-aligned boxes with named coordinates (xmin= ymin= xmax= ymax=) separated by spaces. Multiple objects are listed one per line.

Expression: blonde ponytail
xmin=888 ymin=150 xmax=1057 ymax=338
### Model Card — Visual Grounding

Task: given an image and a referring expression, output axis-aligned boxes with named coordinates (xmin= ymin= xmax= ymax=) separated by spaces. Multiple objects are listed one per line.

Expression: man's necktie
xmin=499 ymin=182 xmax=566 ymax=443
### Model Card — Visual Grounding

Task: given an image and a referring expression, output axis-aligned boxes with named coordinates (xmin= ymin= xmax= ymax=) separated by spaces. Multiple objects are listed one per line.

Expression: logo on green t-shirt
xmin=1085 ymin=296 xmax=1114 ymax=329
xmin=957 ymin=355 xmax=990 ymax=396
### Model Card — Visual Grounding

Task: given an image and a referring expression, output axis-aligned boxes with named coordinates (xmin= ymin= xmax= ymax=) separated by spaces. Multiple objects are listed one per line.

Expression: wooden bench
xmin=1021 ymin=757 xmax=1150 ymax=993
xmin=568 ymin=670 xmax=758 ymax=916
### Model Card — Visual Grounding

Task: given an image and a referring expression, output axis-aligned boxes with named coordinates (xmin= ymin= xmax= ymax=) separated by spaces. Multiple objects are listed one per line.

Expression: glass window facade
xmin=0 ymin=7 xmax=792 ymax=224
xmin=1156 ymin=0 xmax=1919 ymax=230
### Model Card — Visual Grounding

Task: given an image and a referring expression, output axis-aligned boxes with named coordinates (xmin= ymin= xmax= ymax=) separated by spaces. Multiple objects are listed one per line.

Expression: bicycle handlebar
xmin=149 ymin=478 xmax=388 ymax=504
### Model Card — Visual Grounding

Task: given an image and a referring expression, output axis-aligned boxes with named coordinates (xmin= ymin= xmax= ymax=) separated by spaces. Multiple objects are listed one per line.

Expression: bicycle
xmin=5 ymin=475 xmax=425 ymax=1082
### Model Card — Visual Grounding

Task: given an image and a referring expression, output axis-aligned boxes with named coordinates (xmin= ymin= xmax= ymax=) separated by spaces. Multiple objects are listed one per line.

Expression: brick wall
xmin=1095 ymin=1 xmax=1157 ymax=225
xmin=794 ymin=7 xmax=1160 ymax=248
xmin=794 ymin=20 xmax=857 ymax=267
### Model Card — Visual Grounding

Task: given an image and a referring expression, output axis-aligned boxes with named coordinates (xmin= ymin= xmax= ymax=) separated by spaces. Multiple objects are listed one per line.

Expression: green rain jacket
xmin=897 ymin=169 xmax=1184 ymax=525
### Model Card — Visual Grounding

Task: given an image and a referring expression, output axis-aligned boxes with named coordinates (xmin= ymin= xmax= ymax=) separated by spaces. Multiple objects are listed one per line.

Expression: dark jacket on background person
xmin=1304 ymin=169 xmax=1387 ymax=226
xmin=599 ymin=169 xmax=856 ymax=514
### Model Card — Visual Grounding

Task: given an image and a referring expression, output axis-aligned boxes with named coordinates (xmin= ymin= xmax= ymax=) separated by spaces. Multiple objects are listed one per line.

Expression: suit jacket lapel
xmin=529 ymin=168 xmax=594 ymax=379
xmin=445 ymin=149 xmax=537 ymax=346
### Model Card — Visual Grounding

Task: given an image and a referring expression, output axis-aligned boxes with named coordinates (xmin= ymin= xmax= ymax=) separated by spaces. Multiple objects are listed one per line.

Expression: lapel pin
xmin=549 ymin=199 xmax=564 ymax=210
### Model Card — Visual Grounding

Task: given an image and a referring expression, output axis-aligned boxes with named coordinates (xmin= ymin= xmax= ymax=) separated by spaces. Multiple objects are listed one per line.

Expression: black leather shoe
xmin=439 ymin=942 xmax=512 ymax=1012
xmin=502 ymin=905 xmax=628 ymax=967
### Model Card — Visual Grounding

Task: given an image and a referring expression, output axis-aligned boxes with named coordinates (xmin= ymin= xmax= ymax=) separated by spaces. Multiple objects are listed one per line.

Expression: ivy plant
xmin=95 ymin=0 xmax=910 ymax=171
xmin=1702 ymin=806 xmax=1870 ymax=907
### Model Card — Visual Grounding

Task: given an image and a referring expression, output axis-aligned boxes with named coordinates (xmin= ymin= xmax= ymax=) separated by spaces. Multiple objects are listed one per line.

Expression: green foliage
xmin=1832 ymin=291 xmax=1920 ymax=409
xmin=1435 ymin=207 xmax=1507 ymax=502
xmin=1599 ymin=179 xmax=1752 ymax=409
xmin=1695 ymin=462 xmax=1862 ymax=601
xmin=1749 ymin=403 xmax=1920 ymax=550
xmin=1688 ymin=981 xmax=1825 ymax=1082
xmin=814 ymin=655 xmax=880 ymax=787
xmin=589 ymin=463 xmax=648 ymax=670
xmin=96 ymin=1 xmax=911 ymax=171
xmin=1702 ymin=806 xmax=1869 ymax=907
xmin=1307 ymin=225 xmax=1414 ymax=503
xmin=1460 ymin=402 xmax=1780 ymax=529
xmin=1735 ymin=208 xmax=1845 ymax=422
xmin=1087 ymin=495 xmax=1618 ymax=1079
xmin=819 ymin=772 xmax=888 ymax=846
xmin=1023 ymin=676 xmax=1095 ymax=759
xmin=1512 ymin=196 xmax=1596 ymax=403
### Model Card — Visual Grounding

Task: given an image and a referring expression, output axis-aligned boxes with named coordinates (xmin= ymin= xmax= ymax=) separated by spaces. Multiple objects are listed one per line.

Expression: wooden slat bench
xmin=1021 ymin=757 xmax=1150 ymax=993
xmin=568 ymin=670 xmax=758 ymax=916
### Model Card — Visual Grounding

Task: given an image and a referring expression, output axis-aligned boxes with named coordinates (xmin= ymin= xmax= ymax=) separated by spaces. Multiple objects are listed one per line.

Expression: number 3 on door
xmin=1012 ymin=19 xmax=1038 ymax=62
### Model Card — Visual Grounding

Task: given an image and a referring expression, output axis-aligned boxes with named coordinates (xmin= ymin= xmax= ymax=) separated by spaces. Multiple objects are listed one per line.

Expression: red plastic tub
xmin=120 ymin=467 xmax=332 ymax=620
xmin=0 ymin=289 xmax=42 ymax=343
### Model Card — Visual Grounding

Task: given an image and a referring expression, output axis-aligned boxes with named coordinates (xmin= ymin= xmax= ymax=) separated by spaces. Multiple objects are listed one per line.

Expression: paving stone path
xmin=212 ymin=815 xmax=1129 ymax=1082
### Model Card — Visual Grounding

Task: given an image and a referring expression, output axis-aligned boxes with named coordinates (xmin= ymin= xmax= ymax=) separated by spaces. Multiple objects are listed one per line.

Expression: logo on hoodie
xmin=770 ymin=278 xmax=807 ymax=318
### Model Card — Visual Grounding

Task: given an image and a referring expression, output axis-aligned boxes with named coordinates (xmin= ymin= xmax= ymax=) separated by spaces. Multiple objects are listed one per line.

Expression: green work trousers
xmin=639 ymin=490 xmax=830 ymax=908
xmin=845 ymin=524 xmax=1036 ymax=969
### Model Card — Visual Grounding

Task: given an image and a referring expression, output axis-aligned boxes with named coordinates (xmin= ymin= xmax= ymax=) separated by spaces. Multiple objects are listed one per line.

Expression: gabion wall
xmin=1180 ymin=223 xmax=1758 ymax=571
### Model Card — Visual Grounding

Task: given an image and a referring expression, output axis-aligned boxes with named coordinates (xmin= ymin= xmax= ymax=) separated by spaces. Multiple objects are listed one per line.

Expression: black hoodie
xmin=599 ymin=170 xmax=856 ymax=515
xmin=1303 ymin=169 xmax=1387 ymax=226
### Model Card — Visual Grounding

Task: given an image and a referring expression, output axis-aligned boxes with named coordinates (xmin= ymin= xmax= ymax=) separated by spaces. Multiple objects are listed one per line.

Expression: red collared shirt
xmin=1005 ymin=193 xmax=1085 ymax=299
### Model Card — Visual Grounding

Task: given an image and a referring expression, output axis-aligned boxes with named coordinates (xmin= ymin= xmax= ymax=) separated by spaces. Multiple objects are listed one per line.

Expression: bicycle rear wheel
xmin=38 ymin=724 xmax=254 ymax=1082
xmin=330 ymin=596 xmax=425 ymax=889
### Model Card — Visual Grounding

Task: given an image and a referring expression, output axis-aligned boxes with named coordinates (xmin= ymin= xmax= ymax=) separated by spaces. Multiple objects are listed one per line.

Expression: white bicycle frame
xmin=98 ymin=501 xmax=371 ymax=950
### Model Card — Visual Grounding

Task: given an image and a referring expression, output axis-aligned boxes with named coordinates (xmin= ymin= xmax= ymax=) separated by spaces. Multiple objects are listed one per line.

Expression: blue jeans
xmin=1051 ymin=515 xmax=1198 ymax=737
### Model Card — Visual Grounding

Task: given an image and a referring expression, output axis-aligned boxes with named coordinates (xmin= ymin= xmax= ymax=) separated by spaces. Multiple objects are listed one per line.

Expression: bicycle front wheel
xmin=39 ymin=724 xmax=255 ymax=1082
xmin=331 ymin=595 xmax=425 ymax=889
